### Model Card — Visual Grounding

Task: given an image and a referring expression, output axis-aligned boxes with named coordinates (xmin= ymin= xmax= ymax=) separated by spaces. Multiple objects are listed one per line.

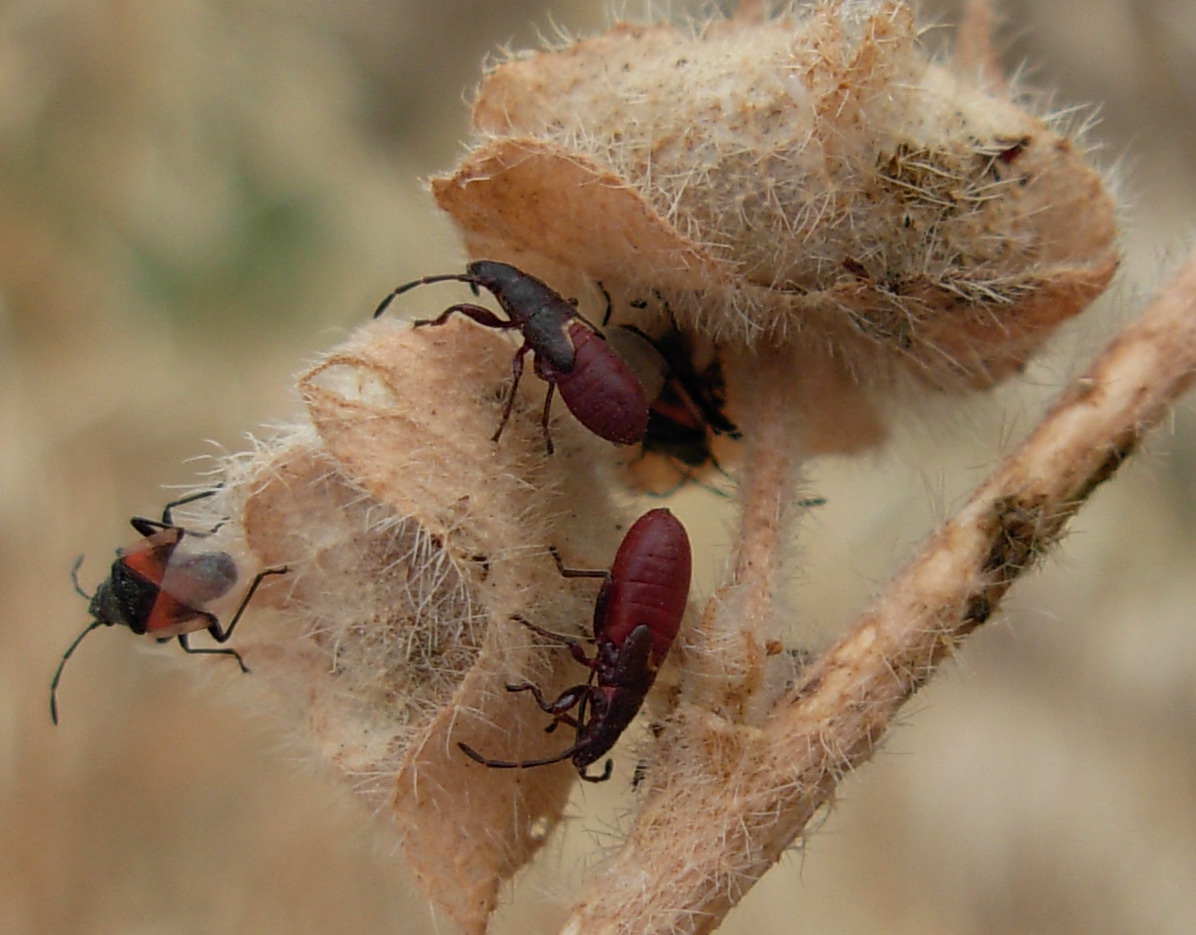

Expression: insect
xmin=374 ymin=260 xmax=649 ymax=454
xmin=458 ymin=507 xmax=691 ymax=782
xmin=50 ymin=489 xmax=288 ymax=724
xmin=602 ymin=296 xmax=741 ymax=493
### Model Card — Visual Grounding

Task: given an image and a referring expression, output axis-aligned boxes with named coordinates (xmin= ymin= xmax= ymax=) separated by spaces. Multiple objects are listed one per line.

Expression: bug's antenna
xmin=457 ymin=740 xmax=581 ymax=770
xmin=69 ymin=555 xmax=89 ymax=600
xmin=50 ymin=620 xmax=105 ymax=725
xmin=373 ymin=273 xmax=478 ymax=318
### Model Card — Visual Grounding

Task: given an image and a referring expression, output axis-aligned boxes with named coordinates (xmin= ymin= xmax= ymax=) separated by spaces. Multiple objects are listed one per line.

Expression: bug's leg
xmin=493 ymin=343 xmax=533 ymax=446
xmin=131 ymin=516 xmax=170 ymax=537
xmin=510 ymin=615 xmax=595 ymax=668
xmin=457 ymin=742 xmax=581 ymax=771
xmin=578 ymin=759 xmax=614 ymax=783
xmin=597 ymin=282 xmax=614 ymax=327
xmin=538 ymin=380 xmax=557 ymax=455
xmin=631 ymin=722 xmax=666 ymax=789
xmin=547 ymin=546 xmax=610 ymax=582
xmin=207 ymin=566 xmax=289 ymax=643
xmin=177 ymin=629 xmax=250 ymax=674
xmin=159 ymin=489 xmax=219 ymax=526
xmin=412 ymin=302 xmax=515 ymax=331
xmin=506 ymin=682 xmax=588 ymax=730
xmin=134 ymin=489 xmax=225 ymax=538
xmin=510 ymin=615 xmax=581 ymax=644
xmin=542 ymin=553 xmax=611 ymax=664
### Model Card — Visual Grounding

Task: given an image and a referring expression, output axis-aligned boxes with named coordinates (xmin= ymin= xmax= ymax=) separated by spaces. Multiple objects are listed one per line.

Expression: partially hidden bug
xmin=603 ymin=300 xmax=741 ymax=493
xmin=374 ymin=260 xmax=649 ymax=454
xmin=458 ymin=507 xmax=691 ymax=782
xmin=50 ymin=489 xmax=288 ymax=724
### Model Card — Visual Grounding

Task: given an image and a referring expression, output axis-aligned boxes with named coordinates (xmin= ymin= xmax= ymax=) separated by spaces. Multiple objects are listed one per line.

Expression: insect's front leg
xmin=511 ymin=614 xmax=595 ymax=669
xmin=506 ymin=681 xmax=590 ymax=728
xmin=412 ymin=302 xmax=515 ymax=330
xmin=493 ymin=342 xmax=534 ymax=445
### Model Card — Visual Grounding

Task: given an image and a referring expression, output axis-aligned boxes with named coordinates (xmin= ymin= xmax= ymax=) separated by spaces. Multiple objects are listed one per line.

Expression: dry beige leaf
xmin=216 ymin=320 xmax=637 ymax=933
xmin=302 ymin=321 xmax=630 ymax=932
xmin=234 ymin=438 xmax=482 ymax=801
xmin=434 ymin=1 xmax=1117 ymax=413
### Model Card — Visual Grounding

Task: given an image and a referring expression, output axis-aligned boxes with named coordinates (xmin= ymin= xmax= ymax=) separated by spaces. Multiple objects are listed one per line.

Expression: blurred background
xmin=3 ymin=1 xmax=1194 ymax=932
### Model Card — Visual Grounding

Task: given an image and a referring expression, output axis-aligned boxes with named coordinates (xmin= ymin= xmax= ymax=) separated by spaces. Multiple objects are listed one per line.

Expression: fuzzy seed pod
xmin=432 ymin=1 xmax=1117 ymax=449
xmin=211 ymin=320 xmax=635 ymax=933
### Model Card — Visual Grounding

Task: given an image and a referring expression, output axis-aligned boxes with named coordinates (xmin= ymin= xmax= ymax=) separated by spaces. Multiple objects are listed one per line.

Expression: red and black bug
xmin=982 ymin=135 xmax=1031 ymax=181
xmin=618 ymin=324 xmax=738 ymax=458
xmin=374 ymin=260 xmax=649 ymax=454
xmin=50 ymin=489 xmax=287 ymax=724
xmin=603 ymin=300 xmax=741 ymax=492
xmin=458 ymin=507 xmax=691 ymax=782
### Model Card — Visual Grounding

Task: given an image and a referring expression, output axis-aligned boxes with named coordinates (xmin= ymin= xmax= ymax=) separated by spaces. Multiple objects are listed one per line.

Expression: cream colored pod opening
xmin=433 ymin=1 xmax=1117 ymax=453
xmin=207 ymin=319 xmax=632 ymax=932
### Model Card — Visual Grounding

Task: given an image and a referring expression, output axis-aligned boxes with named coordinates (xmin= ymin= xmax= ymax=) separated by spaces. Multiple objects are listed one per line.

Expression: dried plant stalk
xmin=681 ymin=344 xmax=834 ymax=723
xmin=561 ymin=250 xmax=1196 ymax=934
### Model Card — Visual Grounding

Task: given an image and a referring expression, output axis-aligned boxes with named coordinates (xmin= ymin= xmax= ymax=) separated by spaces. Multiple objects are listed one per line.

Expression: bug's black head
xmin=86 ymin=580 xmax=122 ymax=629
xmin=71 ymin=555 xmax=127 ymax=632
xmin=466 ymin=260 xmax=574 ymax=333
xmin=465 ymin=259 xmax=521 ymax=292
xmin=87 ymin=558 xmax=159 ymax=635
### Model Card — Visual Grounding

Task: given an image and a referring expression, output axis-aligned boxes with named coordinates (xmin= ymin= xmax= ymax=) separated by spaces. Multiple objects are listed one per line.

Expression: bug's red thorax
xmin=142 ymin=592 xmax=208 ymax=637
xmin=118 ymin=528 xmax=183 ymax=586
xmin=121 ymin=533 xmax=240 ymax=636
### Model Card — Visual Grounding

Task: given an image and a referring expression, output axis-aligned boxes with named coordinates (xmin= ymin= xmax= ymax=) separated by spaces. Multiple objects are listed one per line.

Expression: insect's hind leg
xmin=207 ymin=566 xmax=289 ymax=643
xmin=547 ymin=547 xmax=610 ymax=582
xmin=177 ymin=629 xmax=250 ymax=674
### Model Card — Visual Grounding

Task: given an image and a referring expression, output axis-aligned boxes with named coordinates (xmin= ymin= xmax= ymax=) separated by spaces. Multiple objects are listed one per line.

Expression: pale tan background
xmin=3 ymin=1 xmax=1194 ymax=933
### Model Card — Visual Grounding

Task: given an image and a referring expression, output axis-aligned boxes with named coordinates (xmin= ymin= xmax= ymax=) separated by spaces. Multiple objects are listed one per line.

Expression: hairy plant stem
xmin=685 ymin=344 xmax=811 ymax=723
xmin=561 ymin=253 xmax=1196 ymax=935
